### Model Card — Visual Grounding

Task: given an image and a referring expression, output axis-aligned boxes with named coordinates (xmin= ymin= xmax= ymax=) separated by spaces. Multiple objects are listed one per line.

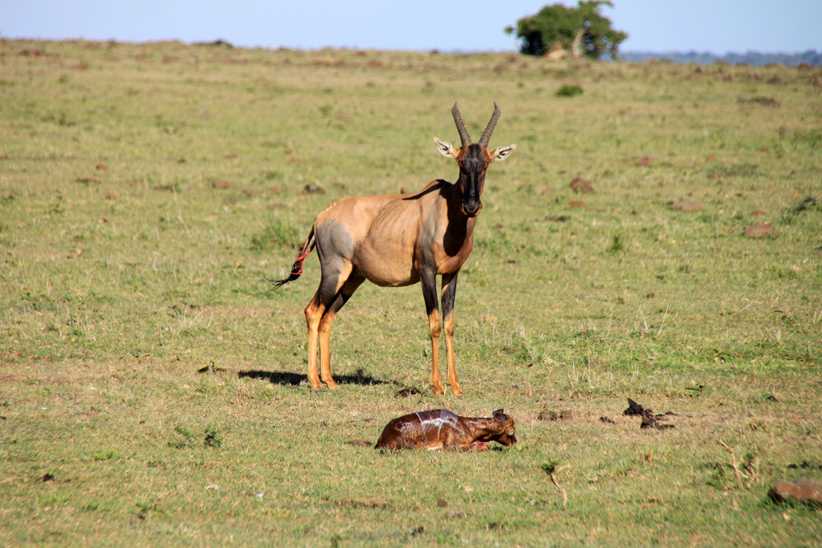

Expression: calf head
xmin=488 ymin=408 xmax=517 ymax=446
xmin=434 ymin=103 xmax=516 ymax=218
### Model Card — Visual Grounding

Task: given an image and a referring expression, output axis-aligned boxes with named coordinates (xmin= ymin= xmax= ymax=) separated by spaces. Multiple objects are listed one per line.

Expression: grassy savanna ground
xmin=1 ymin=38 xmax=821 ymax=546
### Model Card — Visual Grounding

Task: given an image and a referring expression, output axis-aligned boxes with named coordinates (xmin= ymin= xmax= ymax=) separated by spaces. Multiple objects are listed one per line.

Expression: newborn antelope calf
xmin=375 ymin=409 xmax=516 ymax=451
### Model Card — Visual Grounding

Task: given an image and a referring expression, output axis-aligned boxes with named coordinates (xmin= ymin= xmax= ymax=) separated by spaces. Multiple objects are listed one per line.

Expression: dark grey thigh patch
xmin=315 ymin=219 xmax=356 ymax=303
xmin=316 ymin=219 xmax=356 ymax=260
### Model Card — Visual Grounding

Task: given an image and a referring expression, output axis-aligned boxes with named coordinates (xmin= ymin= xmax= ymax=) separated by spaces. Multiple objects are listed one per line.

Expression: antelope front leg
xmin=421 ymin=268 xmax=445 ymax=396
xmin=441 ymin=271 xmax=463 ymax=395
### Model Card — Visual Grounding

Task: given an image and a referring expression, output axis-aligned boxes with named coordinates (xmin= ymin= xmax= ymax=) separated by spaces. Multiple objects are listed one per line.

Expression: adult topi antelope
xmin=273 ymin=104 xmax=515 ymax=395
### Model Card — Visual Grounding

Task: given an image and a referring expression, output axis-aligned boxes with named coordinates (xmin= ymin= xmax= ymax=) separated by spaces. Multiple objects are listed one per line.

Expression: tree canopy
xmin=505 ymin=1 xmax=628 ymax=59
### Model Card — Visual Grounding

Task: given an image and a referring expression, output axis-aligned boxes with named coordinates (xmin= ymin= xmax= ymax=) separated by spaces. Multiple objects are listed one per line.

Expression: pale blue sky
xmin=2 ymin=1 xmax=820 ymax=54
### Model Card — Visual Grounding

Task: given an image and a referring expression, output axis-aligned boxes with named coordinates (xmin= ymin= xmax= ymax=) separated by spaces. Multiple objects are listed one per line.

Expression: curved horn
xmin=478 ymin=102 xmax=501 ymax=148
xmin=451 ymin=103 xmax=472 ymax=146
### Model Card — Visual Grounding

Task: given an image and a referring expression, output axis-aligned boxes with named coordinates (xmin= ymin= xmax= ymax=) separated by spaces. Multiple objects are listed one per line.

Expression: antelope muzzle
xmin=462 ymin=200 xmax=482 ymax=217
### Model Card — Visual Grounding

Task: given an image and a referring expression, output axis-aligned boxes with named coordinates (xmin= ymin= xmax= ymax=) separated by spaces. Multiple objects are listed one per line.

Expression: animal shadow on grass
xmin=238 ymin=368 xmax=394 ymax=387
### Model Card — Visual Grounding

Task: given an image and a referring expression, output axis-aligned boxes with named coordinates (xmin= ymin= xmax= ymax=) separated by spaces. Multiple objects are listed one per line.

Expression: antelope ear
xmin=434 ymin=137 xmax=458 ymax=158
xmin=490 ymin=144 xmax=516 ymax=162
xmin=493 ymin=409 xmax=505 ymax=417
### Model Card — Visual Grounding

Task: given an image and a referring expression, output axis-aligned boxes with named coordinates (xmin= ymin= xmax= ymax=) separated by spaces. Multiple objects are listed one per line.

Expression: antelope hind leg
xmin=317 ymin=274 xmax=364 ymax=389
xmin=304 ymin=291 xmax=325 ymax=391
xmin=305 ymin=258 xmax=354 ymax=390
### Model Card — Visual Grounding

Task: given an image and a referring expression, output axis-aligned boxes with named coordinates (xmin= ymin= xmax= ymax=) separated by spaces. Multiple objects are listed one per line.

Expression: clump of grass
xmin=169 ymin=424 xmax=194 ymax=448
xmin=92 ymin=449 xmax=119 ymax=461
xmin=203 ymin=426 xmax=223 ymax=448
xmin=607 ymin=232 xmax=629 ymax=253
xmin=789 ymin=195 xmax=819 ymax=214
xmin=738 ymin=96 xmax=779 ymax=107
xmin=249 ymin=219 xmax=299 ymax=250
xmin=781 ymin=194 xmax=819 ymax=224
xmin=556 ymin=84 xmax=583 ymax=97
xmin=705 ymin=163 xmax=759 ymax=179
xmin=789 ymin=129 xmax=821 ymax=148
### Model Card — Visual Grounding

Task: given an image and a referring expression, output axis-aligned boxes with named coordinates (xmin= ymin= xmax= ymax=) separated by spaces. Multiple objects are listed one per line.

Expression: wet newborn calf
xmin=375 ymin=409 xmax=516 ymax=451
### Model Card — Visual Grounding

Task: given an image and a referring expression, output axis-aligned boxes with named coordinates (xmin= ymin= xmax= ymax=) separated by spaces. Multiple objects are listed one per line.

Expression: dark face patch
xmin=458 ymin=144 xmax=488 ymax=217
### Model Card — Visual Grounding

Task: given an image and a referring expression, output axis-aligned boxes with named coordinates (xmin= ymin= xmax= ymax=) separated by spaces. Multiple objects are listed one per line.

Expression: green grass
xmin=0 ymin=39 xmax=821 ymax=547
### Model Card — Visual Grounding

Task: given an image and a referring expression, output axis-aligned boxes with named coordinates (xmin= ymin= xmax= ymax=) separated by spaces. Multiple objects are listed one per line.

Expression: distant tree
xmin=505 ymin=1 xmax=628 ymax=59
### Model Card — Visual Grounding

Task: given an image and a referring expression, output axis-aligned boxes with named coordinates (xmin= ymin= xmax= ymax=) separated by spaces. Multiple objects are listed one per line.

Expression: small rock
xmin=670 ymin=200 xmax=704 ymax=212
xmin=768 ymin=479 xmax=822 ymax=507
xmin=624 ymin=398 xmax=645 ymax=416
xmin=395 ymin=387 xmax=420 ymax=398
xmin=744 ymin=223 xmax=776 ymax=238
xmin=212 ymin=179 xmax=231 ymax=189
xmin=76 ymin=174 xmax=101 ymax=183
xmin=787 ymin=461 xmax=822 ymax=471
xmin=338 ymin=497 xmax=389 ymax=508
xmin=640 ymin=409 xmax=675 ymax=430
xmin=570 ymin=176 xmax=594 ymax=193
xmin=303 ymin=183 xmax=325 ymax=194
xmin=538 ymin=410 xmax=559 ymax=421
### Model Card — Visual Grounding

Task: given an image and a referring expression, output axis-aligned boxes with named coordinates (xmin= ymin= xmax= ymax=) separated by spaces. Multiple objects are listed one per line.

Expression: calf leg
xmin=421 ymin=267 xmax=445 ymax=396
xmin=441 ymin=271 xmax=463 ymax=395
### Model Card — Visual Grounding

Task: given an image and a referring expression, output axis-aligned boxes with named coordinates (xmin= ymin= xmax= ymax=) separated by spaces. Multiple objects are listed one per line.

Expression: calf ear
xmin=434 ymin=137 xmax=458 ymax=158
xmin=493 ymin=409 xmax=504 ymax=417
xmin=490 ymin=144 xmax=516 ymax=162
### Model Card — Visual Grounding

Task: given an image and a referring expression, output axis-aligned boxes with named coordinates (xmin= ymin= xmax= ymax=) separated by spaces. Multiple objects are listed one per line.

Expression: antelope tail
xmin=268 ymin=227 xmax=315 ymax=288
